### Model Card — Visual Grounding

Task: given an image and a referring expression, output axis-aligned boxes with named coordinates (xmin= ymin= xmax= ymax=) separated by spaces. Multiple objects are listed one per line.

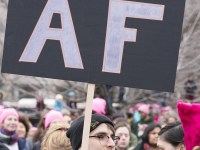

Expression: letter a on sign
xmin=19 ymin=0 xmax=84 ymax=69
xmin=103 ymin=0 xmax=164 ymax=73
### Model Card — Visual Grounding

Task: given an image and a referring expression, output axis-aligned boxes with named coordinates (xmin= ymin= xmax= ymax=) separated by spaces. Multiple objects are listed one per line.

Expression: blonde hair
xmin=162 ymin=110 xmax=178 ymax=126
xmin=42 ymin=121 xmax=72 ymax=150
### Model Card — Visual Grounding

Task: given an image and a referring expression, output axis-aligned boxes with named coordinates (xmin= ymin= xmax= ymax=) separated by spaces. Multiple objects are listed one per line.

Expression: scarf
xmin=0 ymin=128 xmax=18 ymax=145
xmin=143 ymin=143 xmax=157 ymax=150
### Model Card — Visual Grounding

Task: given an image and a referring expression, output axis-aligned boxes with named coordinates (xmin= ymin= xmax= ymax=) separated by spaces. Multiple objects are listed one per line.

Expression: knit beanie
xmin=138 ymin=104 xmax=150 ymax=115
xmin=44 ymin=110 xmax=64 ymax=128
xmin=92 ymin=98 xmax=106 ymax=115
xmin=177 ymin=100 xmax=200 ymax=150
xmin=0 ymin=108 xmax=19 ymax=124
xmin=66 ymin=114 xmax=114 ymax=150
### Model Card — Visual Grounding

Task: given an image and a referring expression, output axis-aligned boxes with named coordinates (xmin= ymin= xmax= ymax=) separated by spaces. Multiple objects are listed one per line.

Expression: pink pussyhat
xmin=92 ymin=98 xmax=106 ymax=115
xmin=0 ymin=108 xmax=19 ymax=124
xmin=177 ymin=100 xmax=200 ymax=150
xmin=130 ymin=103 xmax=144 ymax=113
xmin=138 ymin=104 xmax=150 ymax=115
xmin=44 ymin=110 xmax=64 ymax=128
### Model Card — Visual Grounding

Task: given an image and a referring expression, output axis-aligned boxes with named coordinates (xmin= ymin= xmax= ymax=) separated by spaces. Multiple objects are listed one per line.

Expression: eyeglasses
xmin=89 ymin=134 xmax=120 ymax=145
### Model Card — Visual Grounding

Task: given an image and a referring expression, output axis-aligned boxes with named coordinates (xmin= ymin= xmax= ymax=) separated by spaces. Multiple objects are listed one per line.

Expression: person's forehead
xmin=90 ymin=123 xmax=114 ymax=135
xmin=6 ymin=115 xmax=17 ymax=119
xmin=116 ymin=126 xmax=129 ymax=134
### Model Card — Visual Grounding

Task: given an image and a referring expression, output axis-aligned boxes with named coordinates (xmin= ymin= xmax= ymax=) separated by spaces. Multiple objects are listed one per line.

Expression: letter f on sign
xmin=19 ymin=0 xmax=84 ymax=69
xmin=103 ymin=0 xmax=164 ymax=73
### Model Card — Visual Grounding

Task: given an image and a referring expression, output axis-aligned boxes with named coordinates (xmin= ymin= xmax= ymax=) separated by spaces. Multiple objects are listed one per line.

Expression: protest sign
xmin=1 ymin=0 xmax=186 ymax=149
xmin=2 ymin=0 xmax=185 ymax=92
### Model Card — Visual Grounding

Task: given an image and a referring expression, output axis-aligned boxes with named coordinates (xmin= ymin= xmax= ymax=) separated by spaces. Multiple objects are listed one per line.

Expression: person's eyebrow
xmin=91 ymin=132 xmax=109 ymax=136
xmin=92 ymin=132 xmax=107 ymax=135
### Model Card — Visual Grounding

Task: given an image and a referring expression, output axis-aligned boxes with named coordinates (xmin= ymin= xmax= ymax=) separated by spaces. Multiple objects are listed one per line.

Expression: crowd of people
xmin=0 ymin=95 xmax=200 ymax=150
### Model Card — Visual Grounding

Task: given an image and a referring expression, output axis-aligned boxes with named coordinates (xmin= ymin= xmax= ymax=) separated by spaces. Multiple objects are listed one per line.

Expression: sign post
xmin=82 ymin=83 xmax=95 ymax=150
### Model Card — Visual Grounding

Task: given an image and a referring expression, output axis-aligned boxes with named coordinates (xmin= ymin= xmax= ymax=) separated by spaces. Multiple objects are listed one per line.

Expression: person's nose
xmin=121 ymin=134 xmax=126 ymax=140
xmin=155 ymin=133 xmax=159 ymax=138
xmin=11 ymin=119 xmax=17 ymax=123
xmin=107 ymin=137 xmax=115 ymax=148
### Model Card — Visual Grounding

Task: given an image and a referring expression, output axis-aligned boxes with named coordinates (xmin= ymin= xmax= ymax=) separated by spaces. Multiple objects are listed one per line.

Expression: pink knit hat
xmin=44 ymin=110 xmax=64 ymax=128
xmin=138 ymin=104 xmax=150 ymax=115
xmin=0 ymin=108 xmax=19 ymax=124
xmin=177 ymin=100 xmax=200 ymax=150
xmin=92 ymin=98 xmax=106 ymax=115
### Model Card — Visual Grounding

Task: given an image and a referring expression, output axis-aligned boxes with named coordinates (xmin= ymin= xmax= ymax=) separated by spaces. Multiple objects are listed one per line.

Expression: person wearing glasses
xmin=67 ymin=114 xmax=120 ymax=150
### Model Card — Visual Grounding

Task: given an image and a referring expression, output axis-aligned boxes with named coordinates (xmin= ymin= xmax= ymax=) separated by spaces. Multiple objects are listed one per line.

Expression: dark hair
xmin=158 ymin=122 xmax=184 ymax=147
xmin=142 ymin=123 xmax=161 ymax=144
xmin=106 ymin=123 xmax=115 ymax=135
xmin=33 ymin=116 xmax=45 ymax=141
xmin=19 ymin=115 xmax=30 ymax=138
xmin=36 ymin=98 xmax=45 ymax=111
xmin=112 ymin=112 xmax=126 ymax=121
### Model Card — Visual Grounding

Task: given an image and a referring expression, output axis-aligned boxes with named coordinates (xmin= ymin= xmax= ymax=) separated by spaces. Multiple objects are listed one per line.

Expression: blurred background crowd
xmin=0 ymin=84 xmax=198 ymax=150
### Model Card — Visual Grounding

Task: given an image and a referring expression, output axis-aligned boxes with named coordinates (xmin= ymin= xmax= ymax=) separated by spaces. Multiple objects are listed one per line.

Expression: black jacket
xmin=0 ymin=143 xmax=9 ymax=150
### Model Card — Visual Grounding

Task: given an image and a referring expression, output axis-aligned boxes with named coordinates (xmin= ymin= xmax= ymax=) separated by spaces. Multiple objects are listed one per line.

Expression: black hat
xmin=66 ymin=114 xmax=114 ymax=150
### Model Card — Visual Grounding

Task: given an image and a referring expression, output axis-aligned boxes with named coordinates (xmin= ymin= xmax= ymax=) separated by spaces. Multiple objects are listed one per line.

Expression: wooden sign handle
xmin=81 ymin=83 xmax=95 ymax=150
